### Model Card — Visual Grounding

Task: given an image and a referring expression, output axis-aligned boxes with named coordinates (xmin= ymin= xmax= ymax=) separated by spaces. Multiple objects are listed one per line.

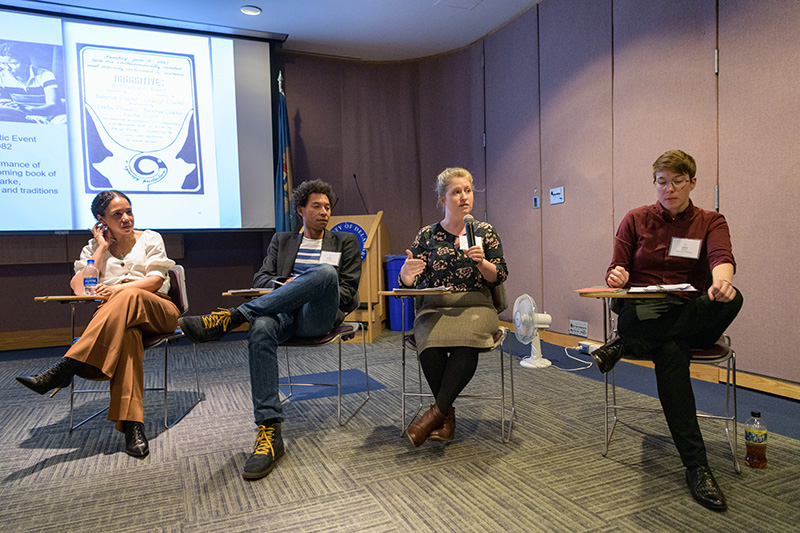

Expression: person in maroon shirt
xmin=591 ymin=150 xmax=743 ymax=512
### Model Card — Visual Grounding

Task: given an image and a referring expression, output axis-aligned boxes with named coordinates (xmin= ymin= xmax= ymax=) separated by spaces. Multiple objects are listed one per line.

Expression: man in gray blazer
xmin=180 ymin=180 xmax=361 ymax=480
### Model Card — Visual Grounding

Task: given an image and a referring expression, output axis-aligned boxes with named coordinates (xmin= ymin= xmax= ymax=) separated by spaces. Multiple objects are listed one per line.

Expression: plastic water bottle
xmin=83 ymin=259 xmax=99 ymax=296
xmin=745 ymin=410 xmax=768 ymax=469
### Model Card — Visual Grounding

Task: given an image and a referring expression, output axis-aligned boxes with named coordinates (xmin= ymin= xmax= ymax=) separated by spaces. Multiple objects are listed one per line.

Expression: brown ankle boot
xmin=407 ymin=404 xmax=446 ymax=447
xmin=429 ymin=406 xmax=455 ymax=441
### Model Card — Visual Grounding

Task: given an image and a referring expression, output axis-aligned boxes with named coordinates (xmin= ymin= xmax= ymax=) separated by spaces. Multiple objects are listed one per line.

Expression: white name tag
xmin=458 ymin=235 xmax=483 ymax=250
xmin=669 ymin=237 xmax=702 ymax=259
xmin=319 ymin=251 xmax=342 ymax=266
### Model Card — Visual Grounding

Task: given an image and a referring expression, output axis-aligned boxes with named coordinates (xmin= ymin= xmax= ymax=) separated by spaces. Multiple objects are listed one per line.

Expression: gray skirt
xmin=413 ymin=289 xmax=499 ymax=353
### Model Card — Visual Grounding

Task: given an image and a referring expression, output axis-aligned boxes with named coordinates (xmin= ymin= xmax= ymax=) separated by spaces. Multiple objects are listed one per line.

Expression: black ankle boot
xmin=16 ymin=357 xmax=82 ymax=395
xmin=122 ymin=421 xmax=149 ymax=458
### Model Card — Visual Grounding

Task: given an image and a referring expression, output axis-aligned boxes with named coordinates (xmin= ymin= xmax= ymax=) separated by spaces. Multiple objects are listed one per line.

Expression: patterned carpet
xmin=1 ymin=330 xmax=797 ymax=532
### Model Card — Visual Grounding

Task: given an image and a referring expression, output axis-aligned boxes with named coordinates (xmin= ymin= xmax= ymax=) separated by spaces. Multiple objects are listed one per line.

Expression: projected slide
xmin=79 ymin=46 xmax=202 ymax=194
xmin=63 ymin=21 xmax=225 ymax=230
xmin=0 ymin=7 xmax=274 ymax=233
xmin=0 ymin=12 xmax=72 ymax=230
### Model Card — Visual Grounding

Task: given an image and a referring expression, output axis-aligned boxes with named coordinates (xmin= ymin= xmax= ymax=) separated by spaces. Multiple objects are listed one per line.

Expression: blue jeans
xmin=239 ymin=264 xmax=340 ymax=423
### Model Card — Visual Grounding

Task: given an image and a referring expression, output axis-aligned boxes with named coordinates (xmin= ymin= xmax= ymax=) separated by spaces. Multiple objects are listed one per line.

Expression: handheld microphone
xmin=463 ymin=214 xmax=476 ymax=248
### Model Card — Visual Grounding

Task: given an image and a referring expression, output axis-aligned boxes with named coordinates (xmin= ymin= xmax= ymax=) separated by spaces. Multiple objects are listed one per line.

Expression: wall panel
xmin=613 ymin=0 xmax=717 ymax=227
xmin=0 ymin=235 xmax=68 ymax=264
xmin=484 ymin=6 xmax=541 ymax=321
xmin=277 ymin=52 xmax=345 ymax=230
xmin=539 ymin=0 xmax=613 ymax=339
xmin=1 ymin=231 xmax=255 ymax=336
xmin=340 ymin=62 xmax=422 ymax=253
xmin=418 ymin=45 xmax=485 ymax=236
xmin=719 ymin=0 xmax=800 ymax=382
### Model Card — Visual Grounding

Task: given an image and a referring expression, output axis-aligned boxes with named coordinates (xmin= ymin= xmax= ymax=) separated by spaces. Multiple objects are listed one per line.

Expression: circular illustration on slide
xmin=87 ymin=104 xmax=197 ymax=190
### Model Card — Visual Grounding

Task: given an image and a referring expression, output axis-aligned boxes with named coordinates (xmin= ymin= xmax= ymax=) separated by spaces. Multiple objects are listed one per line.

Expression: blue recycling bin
xmin=385 ymin=254 xmax=415 ymax=331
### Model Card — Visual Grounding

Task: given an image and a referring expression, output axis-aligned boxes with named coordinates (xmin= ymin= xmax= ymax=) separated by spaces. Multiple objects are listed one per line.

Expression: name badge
xmin=669 ymin=237 xmax=702 ymax=259
xmin=319 ymin=251 xmax=342 ymax=266
xmin=458 ymin=235 xmax=483 ymax=250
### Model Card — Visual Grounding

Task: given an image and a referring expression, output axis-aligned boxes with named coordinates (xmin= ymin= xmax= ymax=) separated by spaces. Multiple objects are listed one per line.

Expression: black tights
xmin=419 ymin=347 xmax=480 ymax=414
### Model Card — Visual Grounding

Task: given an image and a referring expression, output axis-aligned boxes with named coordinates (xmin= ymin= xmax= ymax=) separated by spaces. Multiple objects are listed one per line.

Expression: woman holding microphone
xmin=399 ymin=167 xmax=508 ymax=446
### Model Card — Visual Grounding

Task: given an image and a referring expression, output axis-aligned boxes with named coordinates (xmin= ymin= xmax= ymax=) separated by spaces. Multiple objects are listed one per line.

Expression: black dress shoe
xmin=15 ymin=357 xmax=82 ymax=395
xmin=123 ymin=421 xmax=149 ymax=458
xmin=590 ymin=337 xmax=628 ymax=374
xmin=686 ymin=466 xmax=727 ymax=512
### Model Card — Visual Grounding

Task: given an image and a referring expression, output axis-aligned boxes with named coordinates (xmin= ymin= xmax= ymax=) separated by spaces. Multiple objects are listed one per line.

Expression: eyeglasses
xmin=654 ymin=177 xmax=692 ymax=190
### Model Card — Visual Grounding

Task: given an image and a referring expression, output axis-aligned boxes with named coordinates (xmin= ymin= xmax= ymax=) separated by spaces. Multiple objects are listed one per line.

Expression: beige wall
xmin=417 ymin=0 xmax=799 ymax=384
xmin=485 ymin=6 xmax=542 ymax=321
xmin=3 ymin=0 xmax=798 ymax=385
xmin=537 ymin=0 xmax=613 ymax=338
xmin=717 ymin=0 xmax=800 ymax=381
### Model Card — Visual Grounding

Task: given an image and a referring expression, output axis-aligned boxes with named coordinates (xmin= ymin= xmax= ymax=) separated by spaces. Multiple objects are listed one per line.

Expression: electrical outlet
xmin=579 ymin=340 xmax=603 ymax=353
xmin=569 ymin=319 xmax=588 ymax=338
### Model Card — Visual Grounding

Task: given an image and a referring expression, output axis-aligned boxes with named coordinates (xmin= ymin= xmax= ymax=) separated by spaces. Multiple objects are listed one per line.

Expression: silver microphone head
xmin=463 ymin=214 xmax=475 ymax=225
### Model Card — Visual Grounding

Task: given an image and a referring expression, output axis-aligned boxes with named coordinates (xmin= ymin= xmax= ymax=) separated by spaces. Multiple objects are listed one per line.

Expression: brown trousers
xmin=65 ymin=289 xmax=180 ymax=431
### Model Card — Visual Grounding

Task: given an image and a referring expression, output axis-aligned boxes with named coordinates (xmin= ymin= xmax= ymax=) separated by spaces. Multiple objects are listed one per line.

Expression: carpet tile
xmin=1 ymin=330 xmax=798 ymax=532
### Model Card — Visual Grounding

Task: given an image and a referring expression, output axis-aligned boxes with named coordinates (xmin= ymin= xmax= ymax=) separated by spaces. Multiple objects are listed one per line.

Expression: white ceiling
xmin=8 ymin=0 xmax=540 ymax=61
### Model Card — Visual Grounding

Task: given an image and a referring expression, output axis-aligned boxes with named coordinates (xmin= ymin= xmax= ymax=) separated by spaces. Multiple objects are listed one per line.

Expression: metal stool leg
xmin=337 ymin=323 xmax=370 ymax=425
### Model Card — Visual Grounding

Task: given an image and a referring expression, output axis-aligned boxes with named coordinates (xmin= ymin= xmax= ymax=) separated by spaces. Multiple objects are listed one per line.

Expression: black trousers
xmin=615 ymin=289 xmax=744 ymax=468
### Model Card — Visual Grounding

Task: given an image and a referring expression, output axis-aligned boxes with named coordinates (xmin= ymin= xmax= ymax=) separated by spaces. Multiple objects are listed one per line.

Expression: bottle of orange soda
xmin=744 ymin=410 xmax=767 ymax=469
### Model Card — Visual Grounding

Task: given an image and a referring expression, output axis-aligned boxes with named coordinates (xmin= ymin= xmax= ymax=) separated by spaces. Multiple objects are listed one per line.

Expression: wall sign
xmin=331 ymin=221 xmax=367 ymax=261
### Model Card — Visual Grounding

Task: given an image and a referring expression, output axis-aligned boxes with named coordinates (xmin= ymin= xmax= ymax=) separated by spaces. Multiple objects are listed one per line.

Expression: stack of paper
xmin=628 ymin=284 xmax=697 ymax=293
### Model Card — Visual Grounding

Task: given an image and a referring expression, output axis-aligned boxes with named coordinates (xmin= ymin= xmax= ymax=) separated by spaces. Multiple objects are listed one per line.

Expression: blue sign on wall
xmin=331 ymin=221 xmax=367 ymax=261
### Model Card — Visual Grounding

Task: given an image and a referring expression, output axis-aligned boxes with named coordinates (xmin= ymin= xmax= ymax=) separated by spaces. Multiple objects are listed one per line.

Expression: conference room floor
xmin=1 ymin=330 xmax=797 ymax=532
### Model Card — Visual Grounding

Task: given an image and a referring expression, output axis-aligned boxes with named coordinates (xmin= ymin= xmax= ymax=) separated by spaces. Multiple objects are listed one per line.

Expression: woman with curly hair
xmin=16 ymin=190 xmax=179 ymax=458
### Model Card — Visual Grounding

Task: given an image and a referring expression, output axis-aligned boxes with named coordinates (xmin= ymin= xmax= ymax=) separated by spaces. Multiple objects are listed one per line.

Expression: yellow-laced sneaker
xmin=178 ymin=308 xmax=243 ymax=344
xmin=242 ymin=422 xmax=285 ymax=480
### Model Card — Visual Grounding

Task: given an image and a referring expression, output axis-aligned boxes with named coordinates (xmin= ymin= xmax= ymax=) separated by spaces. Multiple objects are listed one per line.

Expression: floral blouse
xmin=401 ymin=221 xmax=508 ymax=292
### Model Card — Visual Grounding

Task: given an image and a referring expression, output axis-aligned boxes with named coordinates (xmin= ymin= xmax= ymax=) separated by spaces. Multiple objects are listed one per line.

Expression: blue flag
xmin=274 ymin=85 xmax=293 ymax=232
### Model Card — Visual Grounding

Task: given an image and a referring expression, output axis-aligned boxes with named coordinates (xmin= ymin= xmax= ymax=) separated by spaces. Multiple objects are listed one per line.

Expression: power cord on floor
xmin=549 ymin=346 xmax=593 ymax=371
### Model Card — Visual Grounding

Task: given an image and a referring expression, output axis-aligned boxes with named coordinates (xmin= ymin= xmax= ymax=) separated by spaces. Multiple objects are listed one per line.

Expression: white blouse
xmin=74 ymin=229 xmax=175 ymax=294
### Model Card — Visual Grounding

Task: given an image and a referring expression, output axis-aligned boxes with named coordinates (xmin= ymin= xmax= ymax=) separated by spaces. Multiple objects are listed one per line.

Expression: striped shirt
xmin=291 ymin=237 xmax=323 ymax=276
xmin=0 ymin=66 xmax=57 ymax=106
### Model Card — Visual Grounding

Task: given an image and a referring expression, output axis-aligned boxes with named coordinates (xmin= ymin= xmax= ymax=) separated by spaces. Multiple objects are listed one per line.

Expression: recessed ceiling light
xmin=241 ymin=5 xmax=262 ymax=16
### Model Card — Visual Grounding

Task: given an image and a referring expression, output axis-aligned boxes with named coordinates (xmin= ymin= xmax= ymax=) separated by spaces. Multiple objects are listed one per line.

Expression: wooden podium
xmin=328 ymin=212 xmax=387 ymax=342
